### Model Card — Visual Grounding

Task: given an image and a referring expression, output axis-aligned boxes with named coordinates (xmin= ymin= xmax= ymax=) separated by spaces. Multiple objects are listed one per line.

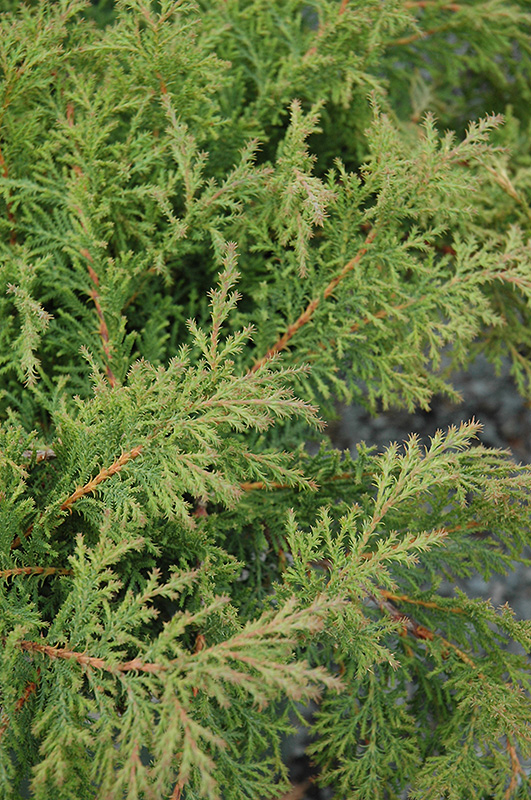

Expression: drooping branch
xmin=388 ymin=0 xmax=464 ymax=48
xmin=483 ymin=163 xmax=531 ymax=221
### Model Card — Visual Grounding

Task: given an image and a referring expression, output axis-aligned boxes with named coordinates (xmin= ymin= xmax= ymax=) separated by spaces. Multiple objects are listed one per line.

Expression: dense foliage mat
xmin=1 ymin=1 xmax=531 ymax=797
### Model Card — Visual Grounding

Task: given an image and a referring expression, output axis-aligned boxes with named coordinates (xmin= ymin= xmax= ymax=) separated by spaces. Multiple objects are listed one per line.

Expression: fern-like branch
xmin=60 ymin=445 xmax=143 ymax=513
xmin=250 ymin=227 xmax=377 ymax=372
xmin=15 ymin=639 xmax=167 ymax=674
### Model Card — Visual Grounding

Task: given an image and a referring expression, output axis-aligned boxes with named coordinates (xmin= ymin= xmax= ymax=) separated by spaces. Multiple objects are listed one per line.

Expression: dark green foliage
xmin=1 ymin=1 xmax=531 ymax=797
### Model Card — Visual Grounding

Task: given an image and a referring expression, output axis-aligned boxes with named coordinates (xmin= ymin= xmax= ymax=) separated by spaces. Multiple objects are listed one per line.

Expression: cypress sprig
xmin=2 ymin=1 xmax=531 ymax=798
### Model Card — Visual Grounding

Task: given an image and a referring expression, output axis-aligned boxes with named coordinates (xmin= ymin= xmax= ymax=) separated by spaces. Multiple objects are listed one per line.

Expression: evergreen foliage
xmin=1 ymin=0 xmax=531 ymax=797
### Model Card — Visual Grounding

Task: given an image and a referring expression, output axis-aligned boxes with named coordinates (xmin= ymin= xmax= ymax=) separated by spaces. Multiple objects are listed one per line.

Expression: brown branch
xmin=90 ymin=288 xmax=117 ymax=387
xmin=170 ymin=782 xmax=183 ymax=800
xmin=240 ymin=480 xmax=295 ymax=491
xmin=0 ymin=715 xmax=9 ymax=741
xmin=359 ymin=520 xmax=481 ymax=561
xmin=390 ymin=0 xmax=463 ymax=46
xmin=370 ymin=590 xmax=488 ymax=673
xmin=0 ymin=566 xmax=72 ymax=580
xmin=349 ymin=297 xmax=418 ymax=333
xmin=80 ymin=248 xmax=117 ymax=388
xmin=123 ymin=266 xmax=158 ymax=310
xmin=0 ymin=669 xmax=40 ymax=742
xmin=404 ymin=0 xmax=461 ymax=9
xmin=15 ymin=639 xmax=167 ymax=675
xmin=505 ymin=734 xmax=526 ymax=799
xmin=250 ymin=228 xmax=377 ymax=372
xmin=389 ymin=24 xmax=452 ymax=47
xmin=324 ymin=228 xmax=378 ymax=299
xmin=60 ymin=445 xmax=143 ymax=513
xmin=10 ymin=519 xmax=38 ymax=552
xmin=156 ymin=72 xmax=168 ymax=96
xmin=379 ymin=589 xmax=464 ymax=614
xmin=206 ymin=175 xmax=273 ymax=207
xmin=14 ymin=669 xmax=41 ymax=711
xmin=348 ymin=521 xmax=481 ymax=565
xmin=370 ymin=591 xmax=435 ymax=641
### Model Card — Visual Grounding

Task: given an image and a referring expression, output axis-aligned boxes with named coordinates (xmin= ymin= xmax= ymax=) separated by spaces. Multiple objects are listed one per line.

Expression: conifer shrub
xmin=2 ymin=1 xmax=531 ymax=797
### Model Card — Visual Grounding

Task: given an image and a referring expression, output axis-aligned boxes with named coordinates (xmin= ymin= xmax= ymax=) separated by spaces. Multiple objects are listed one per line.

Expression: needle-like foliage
xmin=1 ymin=1 xmax=531 ymax=798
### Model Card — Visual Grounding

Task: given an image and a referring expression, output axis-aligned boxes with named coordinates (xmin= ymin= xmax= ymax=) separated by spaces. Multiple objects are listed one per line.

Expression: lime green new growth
xmin=1 ymin=0 xmax=531 ymax=797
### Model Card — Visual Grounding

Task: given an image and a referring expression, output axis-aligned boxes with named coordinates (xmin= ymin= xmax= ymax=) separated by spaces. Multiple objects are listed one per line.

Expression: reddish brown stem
xmin=156 ymin=72 xmax=168 ymax=96
xmin=250 ymin=228 xmax=377 ymax=372
xmin=16 ymin=639 xmax=167 ymax=675
xmin=67 ymin=104 xmax=115 ymax=388
xmin=170 ymin=781 xmax=184 ymax=800
xmin=60 ymin=445 xmax=143 ymax=513
xmin=0 ymin=566 xmax=72 ymax=580
xmin=0 ymin=669 xmax=40 ymax=742
xmin=81 ymin=248 xmax=117 ymax=388
xmin=404 ymin=0 xmax=461 ymax=9
xmin=505 ymin=735 xmax=525 ymax=799
xmin=379 ymin=589 xmax=464 ymax=614
xmin=349 ymin=296 xmax=418 ymax=334
xmin=369 ymin=591 xmax=435 ymax=641
xmin=12 ymin=447 xmax=143 ymax=544
xmin=370 ymin=589 xmax=490 ymax=673
xmin=10 ymin=519 xmax=38 ymax=552
xmin=389 ymin=24 xmax=452 ymax=46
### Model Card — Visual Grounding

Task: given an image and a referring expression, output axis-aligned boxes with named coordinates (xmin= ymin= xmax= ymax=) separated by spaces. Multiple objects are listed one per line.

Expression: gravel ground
xmin=284 ymin=353 xmax=531 ymax=798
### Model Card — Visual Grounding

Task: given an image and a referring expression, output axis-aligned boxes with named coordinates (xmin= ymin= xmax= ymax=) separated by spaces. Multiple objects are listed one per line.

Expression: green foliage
xmin=1 ymin=0 xmax=531 ymax=797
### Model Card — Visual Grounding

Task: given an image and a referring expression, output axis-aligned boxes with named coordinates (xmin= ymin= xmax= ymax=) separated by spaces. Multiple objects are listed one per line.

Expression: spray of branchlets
xmin=1 ymin=1 xmax=531 ymax=798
